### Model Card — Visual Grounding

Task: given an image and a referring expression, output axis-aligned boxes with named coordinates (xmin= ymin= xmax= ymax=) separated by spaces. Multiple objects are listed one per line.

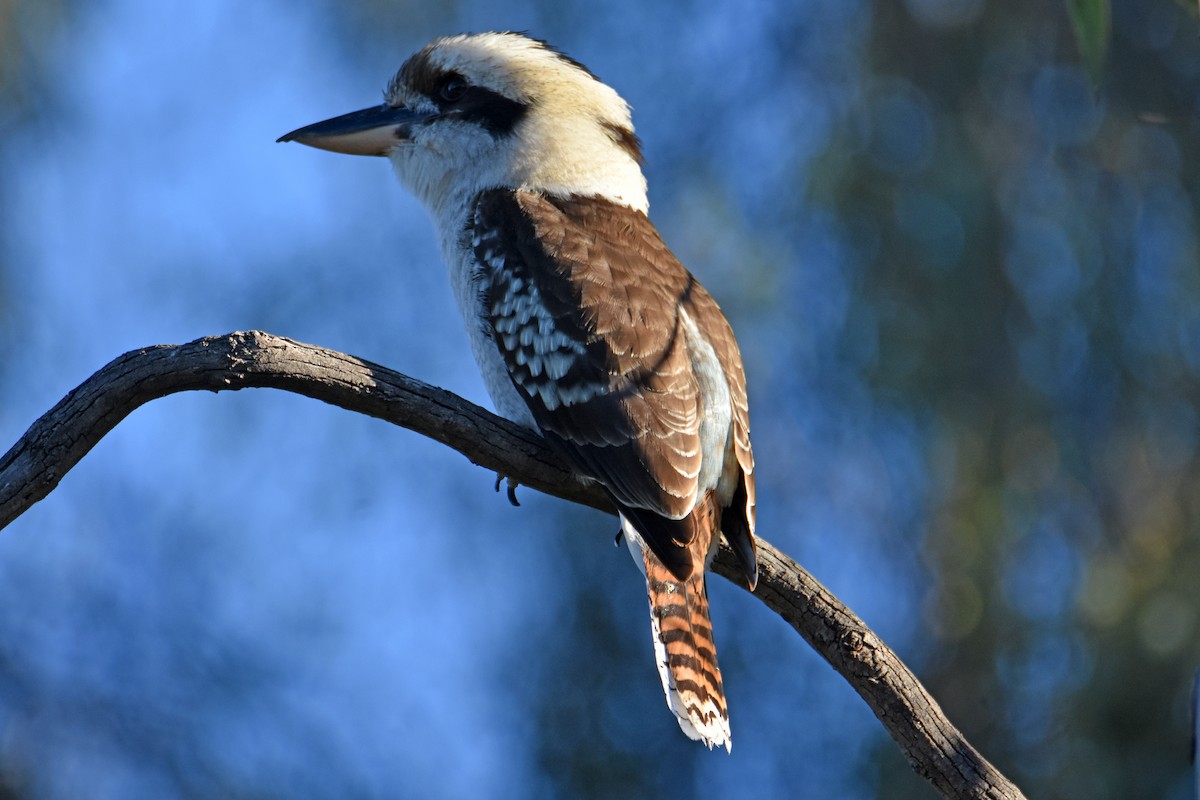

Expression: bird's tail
xmin=627 ymin=519 xmax=731 ymax=751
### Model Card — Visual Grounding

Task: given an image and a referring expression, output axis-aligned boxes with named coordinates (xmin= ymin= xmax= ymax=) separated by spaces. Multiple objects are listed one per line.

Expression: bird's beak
xmin=276 ymin=104 xmax=433 ymax=156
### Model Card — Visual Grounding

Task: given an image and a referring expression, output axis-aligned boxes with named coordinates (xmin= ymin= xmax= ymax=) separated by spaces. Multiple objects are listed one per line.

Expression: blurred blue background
xmin=0 ymin=0 xmax=1197 ymax=797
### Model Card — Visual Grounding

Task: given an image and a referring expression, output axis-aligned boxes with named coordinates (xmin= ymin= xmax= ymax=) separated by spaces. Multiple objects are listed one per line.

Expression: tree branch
xmin=0 ymin=331 xmax=1025 ymax=799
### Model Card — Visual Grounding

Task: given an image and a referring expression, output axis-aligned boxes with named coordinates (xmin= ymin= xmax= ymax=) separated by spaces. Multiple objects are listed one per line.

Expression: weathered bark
xmin=0 ymin=330 xmax=1025 ymax=799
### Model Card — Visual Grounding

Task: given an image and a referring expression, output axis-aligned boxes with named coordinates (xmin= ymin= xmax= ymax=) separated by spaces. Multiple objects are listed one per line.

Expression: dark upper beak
xmin=276 ymin=104 xmax=433 ymax=156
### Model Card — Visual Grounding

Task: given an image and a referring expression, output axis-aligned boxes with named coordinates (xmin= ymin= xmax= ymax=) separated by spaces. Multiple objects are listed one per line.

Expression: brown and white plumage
xmin=278 ymin=31 xmax=757 ymax=750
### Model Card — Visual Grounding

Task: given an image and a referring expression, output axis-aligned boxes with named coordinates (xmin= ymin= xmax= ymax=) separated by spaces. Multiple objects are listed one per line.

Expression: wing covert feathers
xmin=471 ymin=188 xmax=757 ymax=588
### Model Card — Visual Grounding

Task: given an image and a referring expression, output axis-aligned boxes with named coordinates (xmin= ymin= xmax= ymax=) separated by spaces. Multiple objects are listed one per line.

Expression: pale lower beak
xmin=277 ymin=104 xmax=433 ymax=156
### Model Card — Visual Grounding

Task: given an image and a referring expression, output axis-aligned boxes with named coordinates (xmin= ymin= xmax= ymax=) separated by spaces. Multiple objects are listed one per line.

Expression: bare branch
xmin=0 ymin=331 xmax=1025 ymax=799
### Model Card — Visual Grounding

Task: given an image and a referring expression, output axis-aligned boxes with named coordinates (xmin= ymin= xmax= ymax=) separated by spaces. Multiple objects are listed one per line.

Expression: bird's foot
xmin=493 ymin=474 xmax=521 ymax=507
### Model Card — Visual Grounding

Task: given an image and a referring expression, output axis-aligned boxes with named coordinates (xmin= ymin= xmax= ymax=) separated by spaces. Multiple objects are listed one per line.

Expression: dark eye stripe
xmin=446 ymin=86 xmax=528 ymax=136
xmin=393 ymin=52 xmax=528 ymax=138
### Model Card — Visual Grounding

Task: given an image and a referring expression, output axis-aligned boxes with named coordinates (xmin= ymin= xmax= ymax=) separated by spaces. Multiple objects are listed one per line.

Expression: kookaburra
xmin=279 ymin=31 xmax=757 ymax=751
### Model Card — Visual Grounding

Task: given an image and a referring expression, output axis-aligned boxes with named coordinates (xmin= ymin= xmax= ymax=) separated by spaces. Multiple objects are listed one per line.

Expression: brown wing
xmin=471 ymin=188 xmax=758 ymax=580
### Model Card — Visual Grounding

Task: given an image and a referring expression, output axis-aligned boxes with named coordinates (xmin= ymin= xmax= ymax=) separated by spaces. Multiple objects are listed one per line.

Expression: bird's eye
xmin=439 ymin=78 xmax=467 ymax=103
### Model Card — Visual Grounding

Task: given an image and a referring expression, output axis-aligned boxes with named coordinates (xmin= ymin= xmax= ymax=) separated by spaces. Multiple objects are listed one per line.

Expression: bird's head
xmin=279 ymin=32 xmax=648 ymax=215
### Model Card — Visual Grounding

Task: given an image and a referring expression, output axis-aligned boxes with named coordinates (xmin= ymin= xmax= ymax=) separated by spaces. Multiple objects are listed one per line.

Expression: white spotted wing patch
xmin=471 ymin=214 xmax=606 ymax=412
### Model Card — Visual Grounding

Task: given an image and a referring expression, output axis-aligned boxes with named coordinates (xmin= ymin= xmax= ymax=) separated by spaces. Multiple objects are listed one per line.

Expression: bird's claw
xmin=494 ymin=474 xmax=521 ymax=507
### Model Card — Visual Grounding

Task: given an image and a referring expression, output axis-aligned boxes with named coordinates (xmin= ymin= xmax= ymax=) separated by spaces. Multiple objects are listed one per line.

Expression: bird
xmin=278 ymin=31 xmax=757 ymax=751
